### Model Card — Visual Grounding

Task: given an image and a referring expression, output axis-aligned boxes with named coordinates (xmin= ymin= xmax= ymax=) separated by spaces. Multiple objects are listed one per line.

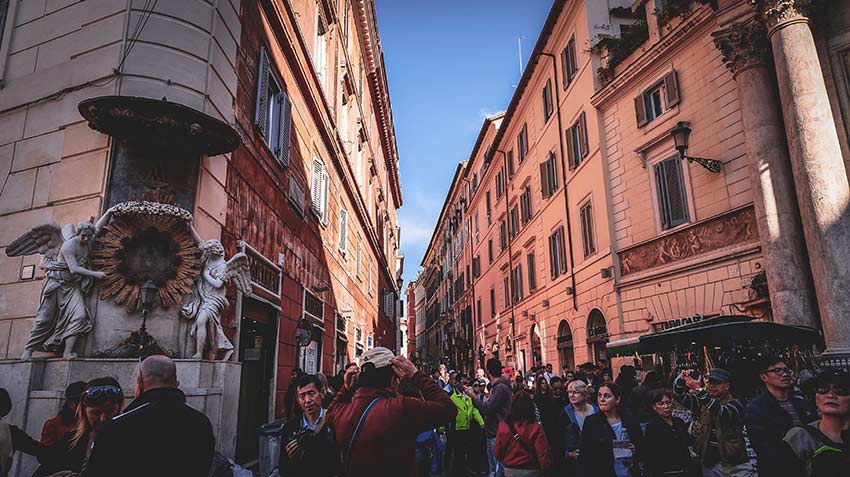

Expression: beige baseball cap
xmin=359 ymin=347 xmax=395 ymax=369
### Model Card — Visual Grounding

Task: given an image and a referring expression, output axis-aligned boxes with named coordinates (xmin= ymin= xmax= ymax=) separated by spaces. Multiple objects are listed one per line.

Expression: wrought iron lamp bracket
xmin=683 ymin=155 xmax=723 ymax=173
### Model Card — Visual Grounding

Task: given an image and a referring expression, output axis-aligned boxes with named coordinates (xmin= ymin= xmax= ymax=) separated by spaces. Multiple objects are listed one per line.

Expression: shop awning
xmin=606 ymin=337 xmax=641 ymax=358
xmin=638 ymin=315 xmax=822 ymax=354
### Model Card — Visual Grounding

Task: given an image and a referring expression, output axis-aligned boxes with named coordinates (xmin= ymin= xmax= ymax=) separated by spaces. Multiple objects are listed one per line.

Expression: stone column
xmin=757 ymin=0 xmax=850 ymax=356
xmin=713 ymin=20 xmax=818 ymax=329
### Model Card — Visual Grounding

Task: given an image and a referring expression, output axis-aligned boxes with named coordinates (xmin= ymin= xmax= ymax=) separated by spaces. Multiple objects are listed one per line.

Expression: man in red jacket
xmin=326 ymin=347 xmax=457 ymax=477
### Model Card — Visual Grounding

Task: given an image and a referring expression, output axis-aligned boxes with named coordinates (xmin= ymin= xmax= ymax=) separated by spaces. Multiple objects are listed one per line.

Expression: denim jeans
xmin=486 ymin=437 xmax=504 ymax=477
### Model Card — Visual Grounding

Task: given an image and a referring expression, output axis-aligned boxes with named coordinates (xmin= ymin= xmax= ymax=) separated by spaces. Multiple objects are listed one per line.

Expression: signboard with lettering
xmin=651 ymin=314 xmax=714 ymax=333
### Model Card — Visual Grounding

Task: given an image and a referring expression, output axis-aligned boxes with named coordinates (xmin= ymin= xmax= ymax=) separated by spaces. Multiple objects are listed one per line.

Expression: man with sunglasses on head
xmin=81 ymin=355 xmax=215 ymax=477
xmin=745 ymin=355 xmax=818 ymax=477
xmin=674 ymin=367 xmax=754 ymax=477
xmin=783 ymin=368 xmax=850 ymax=477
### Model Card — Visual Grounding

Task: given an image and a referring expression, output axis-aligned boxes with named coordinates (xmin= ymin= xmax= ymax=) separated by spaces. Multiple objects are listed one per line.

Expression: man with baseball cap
xmin=783 ymin=367 xmax=850 ymax=477
xmin=674 ymin=367 xmax=754 ymax=477
xmin=326 ymin=347 xmax=456 ymax=477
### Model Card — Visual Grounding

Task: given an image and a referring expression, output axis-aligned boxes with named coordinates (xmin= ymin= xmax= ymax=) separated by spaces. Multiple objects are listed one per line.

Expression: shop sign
xmin=651 ymin=314 xmax=709 ymax=333
xmin=245 ymin=248 xmax=281 ymax=297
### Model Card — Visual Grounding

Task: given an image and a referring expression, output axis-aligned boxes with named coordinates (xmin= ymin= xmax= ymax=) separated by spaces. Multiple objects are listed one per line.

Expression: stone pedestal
xmin=712 ymin=20 xmax=819 ymax=329
xmin=759 ymin=0 xmax=850 ymax=356
xmin=0 ymin=358 xmax=241 ymax=477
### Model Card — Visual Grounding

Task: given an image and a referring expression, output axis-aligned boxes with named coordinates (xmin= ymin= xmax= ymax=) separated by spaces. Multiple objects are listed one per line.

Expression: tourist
xmin=643 ymin=389 xmax=694 ymax=477
xmin=447 ymin=373 xmax=487 ymax=476
xmin=542 ymin=364 xmax=557 ymax=384
xmin=745 ymin=356 xmax=818 ymax=477
xmin=0 ymin=387 xmax=43 ymax=475
xmin=466 ymin=358 xmax=513 ymax=477
xmin=673 ymin=368 xmax=754 ymax=477
xmin=284 ymin=368 xmax=306 ymax=419
xmin=783 ymin=367 xmax=850 ymax=477
xmin=399 ymin=380 xmax=445 ymax=477
xmin=278 ymin=374 xmax=341 ymax=477
xmin=550 ymin=376 xmax=567 ymax=408
xmin=564 ymin=379 xmax=598 ymax=470
xmin=578 ymin=382 xmax=642 ymax=477
xmin=472 ymin=379 xmax=487 ymax=401
xmin=615 ymin=366 xmax=638 ymax=409
xmin=492 ymin=390 xmax=551 ymax=476
xmin=630 ymin=371 xmax=662 ymax=424
xmin=40 ymin=381 xmax=86 ymax=447
xmin=35 ymin=378 xmax=123 ymax=477
xmin=327 ymin=347 xmax=456 ymax=477
xmin=438 ymin=363 xmax=450 ymax=390
xmin=477 ymin=368 xmax=491 ymax=387
xmin=532 ymin=376 xmax=569 ymax=476
xmin=81 ymin=355 xmax=215 ymax=477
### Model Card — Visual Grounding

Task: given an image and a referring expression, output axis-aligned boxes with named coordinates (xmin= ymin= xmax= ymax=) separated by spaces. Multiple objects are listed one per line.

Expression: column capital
xmin=712 ymin=21 xmax=771 ymax=76
xmin=751 ymin=0 xmax=812 ymax=31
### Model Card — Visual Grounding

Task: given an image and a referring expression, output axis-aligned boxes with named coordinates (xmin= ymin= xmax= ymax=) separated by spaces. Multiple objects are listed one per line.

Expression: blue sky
xmin=375 ymin=0 xmax=554 ymax=288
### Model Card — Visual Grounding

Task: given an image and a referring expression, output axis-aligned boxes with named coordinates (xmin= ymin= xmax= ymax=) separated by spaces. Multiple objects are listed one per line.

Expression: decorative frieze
xmin=619 ymin=206 xmax=758 ymax=276
xmin=712 ymin=21 xmax=772 ymax=76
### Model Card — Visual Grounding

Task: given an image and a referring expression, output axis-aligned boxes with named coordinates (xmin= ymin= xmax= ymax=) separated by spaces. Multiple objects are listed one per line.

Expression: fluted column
xmin=756 ymin=0 xmax=850 ymax=356
xmin=713 ymin=20 xmax=818 ymax=329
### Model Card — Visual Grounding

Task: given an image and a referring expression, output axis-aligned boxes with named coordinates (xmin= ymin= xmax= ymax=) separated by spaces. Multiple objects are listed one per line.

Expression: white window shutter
xmin=277 ymin=91 xmax=292 ymax=166
xmin=339 ymin=209 xmax=348 ymax=251
xmin=321 ymin=169 xmax=330 ymax=222
xmin=255 ymin=47 xmax=270 ymax=135
xmin=311 ymin=157 xmax=323 ymax=216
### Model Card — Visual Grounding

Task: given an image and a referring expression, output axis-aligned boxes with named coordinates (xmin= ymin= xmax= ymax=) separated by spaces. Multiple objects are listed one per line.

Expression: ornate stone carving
xmin=619 ymin=206 xmax=758 ymax=276
xmin=712 ymin=21 xmax=772 ymax=76
xmin=6 ymin=209 xmax=117 ymax=359
xmin=751 ymin=0 xmax=812 ymax=30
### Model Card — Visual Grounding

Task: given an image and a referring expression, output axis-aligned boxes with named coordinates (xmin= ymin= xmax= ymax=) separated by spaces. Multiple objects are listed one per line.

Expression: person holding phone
xmin=578 ymin=382 xmax=643 ymax=477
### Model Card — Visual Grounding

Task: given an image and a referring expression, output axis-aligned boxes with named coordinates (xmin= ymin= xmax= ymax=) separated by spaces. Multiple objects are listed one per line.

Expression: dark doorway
xmin=235 ymin=300 xmax=278 ymax=466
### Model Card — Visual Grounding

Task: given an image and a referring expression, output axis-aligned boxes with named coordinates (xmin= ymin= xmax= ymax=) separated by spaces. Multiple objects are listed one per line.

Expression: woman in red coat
xmin=493 ymin=390 xmax=551 ymax=477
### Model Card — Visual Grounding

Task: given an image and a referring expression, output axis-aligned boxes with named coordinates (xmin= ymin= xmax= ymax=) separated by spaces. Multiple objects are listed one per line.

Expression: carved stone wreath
xmin=92 ymin=201 xmax=199 ymax=311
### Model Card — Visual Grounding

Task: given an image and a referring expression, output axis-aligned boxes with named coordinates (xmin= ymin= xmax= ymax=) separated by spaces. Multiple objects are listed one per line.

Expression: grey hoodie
xmin=471 ymin=377 xmax=513 ymax=438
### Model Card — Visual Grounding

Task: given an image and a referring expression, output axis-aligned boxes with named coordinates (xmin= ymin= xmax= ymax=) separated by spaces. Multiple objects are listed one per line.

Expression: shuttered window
xmin=566 ymin=112 xmax=588 ymax=170
xmin=527 ymin=253 xmax=537 ymax=292
xmin=311 ymin=156 xmax=329 ymax=222
xmin=499 ymin=220 xmax=507 ymax=251
xmin=562 ymin=36 xmax=578 ymax=88
xmin=540 ymin=152 xmax=559 ymax=199
xmin=542 ymin=79 xmax=554 ymax=122
xmin=473 ymin=256 xmax=481 ymax=278
xmin=517 ymin=124 xmax=529 ymax=162
xmin=486 ymin=191 xmax=492 ymax=223
xmin=636 ymin=70 xmax=679 ymax=127
xmin=549 ymin=226 xmax=567 ymax=279
xmin=520 ymin=185 xmax=533 ymax=224
xmin=338 ymin=209 xmax=348 ymax=252
xmin=509 ymin=205 xmax=519 ymax=238
xmin=579 ymin=200 xmax=596 ymax=258
xmin=356 ymin=238 xmax=362 ymax=275
xmin=488 ymin=239 xmax=494 ymax=264
xmin=507 ymin=150 xmax=515 ymax=178
xmin=655 ymin=156 xmax=689 ymax=230
xmin=511 ymin=264 xmax=524 ymax=302
xmin=504 ymin=275 xmax=511 ymax=307
xmin=495 ymin=170 xmax=505 ymax=199
xmin=255 ymin=47 xmax=293 ymax=166
xmin=490 ymin=288 xmax=496 ymax=317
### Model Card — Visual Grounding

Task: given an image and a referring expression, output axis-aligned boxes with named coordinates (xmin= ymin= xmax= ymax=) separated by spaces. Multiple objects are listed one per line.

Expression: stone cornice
xmin=591 ymin=5 xmax=714 ymax=109
xmin=712 ymin=20 xmax=772 ymax=76
xmin=751 ymin=0 xmax=812 ymax=31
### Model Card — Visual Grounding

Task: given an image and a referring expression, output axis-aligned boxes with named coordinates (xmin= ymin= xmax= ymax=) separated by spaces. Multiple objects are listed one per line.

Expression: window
xmin=511 ymin=264 xmax=524 ymax=302
xmin=549 ymin=226 xmax=567 ymax=279
xmin=495 ymin=170 xmax=505 ymax=199
xmin=473 ymin=256 xmax=481 ymax=278
xmin=579 ymin=200 xmax=596 ymax=257
xmin=472 ymin=173 xmax=479 ymax=192
xmin=356 ymin=238 xmax=362 ymax=275
xmin=517 ymin=124 xmax=529 ymax=162
xmin=367 ymin=335 xmax=373 ymax=349
xmin=562 ymin=36 xmax=578 ymax=88
xmin=566 ymin=112 xmax=588 ymax=170
xmin=0 ymin=0 xmax=9 ymax=53
xmin=476 ymin=299 xmax=482 ymax=325
xmin=635 ymin=70 xmax=680 ymax=127
xmin=355 ymin=326 xmax=363 ymax=357
xmin=474 ymin=212 xmax=479 ymax=236
xmin=255 ymin=47 xmax=293 ymax=166
xmin=304 ymin=290 xmax=324 ymax=322
xmin=499 ymin=220 xmax=507 ymax=252
xmin=509 ymin=205 xmax=519 ymax=239
xmin=486 ymin=191 xmax=492 ymax=224
xmin=540 ymin=151 xmax=559 ymax=199
xmin=488 ymin=239 xmax=494 ymax=264
xmin=520 ymin=185 xmax=533 ymax=224
xmin=490 ymin=288 xmax=496 ymax=317
xmin=503 ymin=275 xmax=511 ymax=307
xmin=314 ymin=11 xmax=328 ymax=91
xmin=338 ymin=209 xmax=348 ymax=253
xmin=527 ymin=253 xmax=537 ymax=292
xmin=311 ymin=156 xmax=330 ymax=222
xmin=542 ymin=79 xmax=554 ymax=121
xmin=655 ymin=156 xmax=689 ymax=229
xmin=507 ymin=150 xmax=515 ymax=178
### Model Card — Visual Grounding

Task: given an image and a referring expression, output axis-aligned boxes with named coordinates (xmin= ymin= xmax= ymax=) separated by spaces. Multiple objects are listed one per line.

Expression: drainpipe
xmin=540 ymin=51 xmax=578 ymax=311
xmin=462 ymin=176 xmax=478 ymax=374
xmin=495 ymin=151 xmax=518 ymax=366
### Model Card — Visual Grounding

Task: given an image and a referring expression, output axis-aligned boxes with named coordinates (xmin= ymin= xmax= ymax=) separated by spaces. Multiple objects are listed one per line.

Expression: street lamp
xmin=139 ymin=280 xmax=157 ymax=332
xmin=670 ymin=121 xmax=723 ymax=173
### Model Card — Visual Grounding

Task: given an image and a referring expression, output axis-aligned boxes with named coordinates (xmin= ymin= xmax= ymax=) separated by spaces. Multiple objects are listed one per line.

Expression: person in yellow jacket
xmin=448 ymin=373 xmax=489 ymax=476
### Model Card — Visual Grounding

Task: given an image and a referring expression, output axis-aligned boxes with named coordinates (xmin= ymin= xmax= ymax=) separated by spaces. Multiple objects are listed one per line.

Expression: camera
xmin=285 ymin=427 xmax=316 ymax=449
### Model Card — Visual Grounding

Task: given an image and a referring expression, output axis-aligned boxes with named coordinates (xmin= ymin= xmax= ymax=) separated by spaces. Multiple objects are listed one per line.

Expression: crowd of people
xmin=1 ymin=350 xmax=848 ymax=477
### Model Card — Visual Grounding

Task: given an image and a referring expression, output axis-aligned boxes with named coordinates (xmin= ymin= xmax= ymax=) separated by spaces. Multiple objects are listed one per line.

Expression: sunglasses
xmin=815 ymin=384 xmax=850 ymax=396
xmin=765 ymin=367 xmax=795 ymax=376
xmin=84 ymin=385 xmax=122 ymax=402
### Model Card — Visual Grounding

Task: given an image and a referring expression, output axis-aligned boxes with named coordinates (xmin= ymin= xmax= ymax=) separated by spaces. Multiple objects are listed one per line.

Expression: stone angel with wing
xmin=6 ymin=207 xmax=117 ymax=359
xmin=180 ymin=224 xmax=251 ymax=360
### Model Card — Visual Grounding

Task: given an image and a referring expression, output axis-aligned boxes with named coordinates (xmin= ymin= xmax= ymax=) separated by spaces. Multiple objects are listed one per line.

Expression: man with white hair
xmin=82 ymin=355 xmax=215 ymax=477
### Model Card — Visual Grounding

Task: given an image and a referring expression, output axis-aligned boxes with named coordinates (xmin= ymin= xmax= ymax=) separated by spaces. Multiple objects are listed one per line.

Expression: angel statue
xmin=180 ymin=225 xmax=251 ymax=360
xmin=6 ymin=207 xmax=117 ymax=359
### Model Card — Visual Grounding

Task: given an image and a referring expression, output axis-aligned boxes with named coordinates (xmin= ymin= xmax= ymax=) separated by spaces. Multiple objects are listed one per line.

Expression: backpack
xmin=796 ymin=425 xmax=850 ymax=477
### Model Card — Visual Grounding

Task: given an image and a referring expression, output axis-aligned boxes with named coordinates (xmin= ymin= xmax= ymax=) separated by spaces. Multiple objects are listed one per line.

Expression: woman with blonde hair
xmin=35 ymin=378 xmax=123 ymax=477
xmin=564 ymin=380 xmax=599 ymax=470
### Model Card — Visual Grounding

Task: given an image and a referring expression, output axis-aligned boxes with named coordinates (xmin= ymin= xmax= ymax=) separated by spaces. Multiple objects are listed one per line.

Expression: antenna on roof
xmin=517 ymin=35 xmax=526 ymax=77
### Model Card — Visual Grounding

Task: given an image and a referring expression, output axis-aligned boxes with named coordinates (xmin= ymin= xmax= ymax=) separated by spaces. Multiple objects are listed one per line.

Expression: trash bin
xmin=257 ymin=420 xmax=285 ymax=477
